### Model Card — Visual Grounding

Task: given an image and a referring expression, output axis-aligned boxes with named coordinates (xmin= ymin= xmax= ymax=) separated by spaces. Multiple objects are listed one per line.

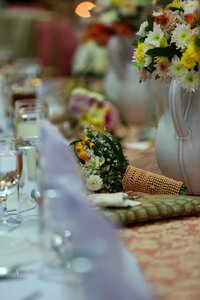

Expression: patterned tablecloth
xmin=120 ymin=131 xmax=200 ymax=300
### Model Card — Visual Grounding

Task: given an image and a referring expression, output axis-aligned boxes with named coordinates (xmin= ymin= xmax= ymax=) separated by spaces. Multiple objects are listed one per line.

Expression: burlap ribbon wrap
xmin=122 ymin=165 xmax=184 ymax=195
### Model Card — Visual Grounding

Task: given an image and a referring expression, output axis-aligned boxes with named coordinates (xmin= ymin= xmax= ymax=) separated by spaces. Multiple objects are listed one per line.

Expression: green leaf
xmin=132 ymin=61 xmax=145 ymax=68
xmin=169 ymin=7 xmax=184 ymax=12
xmin=132 ymin=36 xmax=146 ymax=46
xmin=97 ymin=132 xmax=126 ymax=164
xmin=195 ymin=37 xmax=200 ymax=48
xmin=132 ymin=39 xmax=139 ymax=46
xmin=179 ymin=184 xmax=188 ymax=195
xmin=73 ymin=146 xmax=85 ymax=164
xmin=146 ymin=43 xmax=180 ymax=58
xmin=92 ymin=144 xmax=102 ymax=157
xmin=146 ymin=15 xmax=154 ymax=32
xmin=69 ymin=139 xmax=82 ymax=146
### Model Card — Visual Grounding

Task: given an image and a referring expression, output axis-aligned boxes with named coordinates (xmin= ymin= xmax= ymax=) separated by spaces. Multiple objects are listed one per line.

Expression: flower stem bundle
xmin=70 ymin=127 xmax=188 ymax=195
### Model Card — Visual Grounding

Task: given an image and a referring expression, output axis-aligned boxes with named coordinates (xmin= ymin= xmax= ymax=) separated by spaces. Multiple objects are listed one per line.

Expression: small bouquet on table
xmin=70 ymin=127 xmax=188 ymax=202
xmin=68 ymin=87 xmax=121 ymax=136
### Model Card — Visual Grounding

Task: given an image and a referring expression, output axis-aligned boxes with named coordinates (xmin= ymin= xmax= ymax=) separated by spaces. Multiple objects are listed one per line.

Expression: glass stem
xmin=0 ymin=195 xmax=7 ymax=220
xmin=16 ymin=183 xmax=21 ymax=220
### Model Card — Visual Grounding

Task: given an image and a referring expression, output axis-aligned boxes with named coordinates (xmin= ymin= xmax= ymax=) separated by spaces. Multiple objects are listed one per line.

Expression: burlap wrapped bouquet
xmin=70 ymin=127 xmax=188 ymax=196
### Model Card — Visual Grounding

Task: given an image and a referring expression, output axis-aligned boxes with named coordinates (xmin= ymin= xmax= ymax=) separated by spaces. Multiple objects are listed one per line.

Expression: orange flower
xmin=184 ymin=12 xmax=199 ymax=28
xmin=82 ymin=22 xmax=114 ymax=45
xmin=155 ymin=14 xmax=169 ymax=27
xmin=83 ymin=136 xmax=95 ymax=148
xmin=75 ymin=141 xmax=90 ymax=161
xmin=112 ymin=20 xmax=133 ymax=35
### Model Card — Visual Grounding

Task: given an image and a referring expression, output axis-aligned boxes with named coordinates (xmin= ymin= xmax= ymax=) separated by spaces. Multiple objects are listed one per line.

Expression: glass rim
xmin=0 ymin=137 xmax=19 ymax=142
xmin=0 ymin=137 xmax=25 ymax=151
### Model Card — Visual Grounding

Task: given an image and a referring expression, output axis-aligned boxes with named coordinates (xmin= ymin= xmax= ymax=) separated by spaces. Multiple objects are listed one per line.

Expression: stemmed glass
xmin=39 ymin=187 xmax=73 ymax=282
xmin=14 ymin=99 xmax=48 ymax=182
xmin=0 ymin=138 xmax=23 ymax=225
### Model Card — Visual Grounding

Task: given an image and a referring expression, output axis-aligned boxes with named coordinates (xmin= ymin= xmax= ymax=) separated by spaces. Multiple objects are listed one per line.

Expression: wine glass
xmin=0 ymin=138 xmax=23 ymax=225
xmin=39 ymin=185 xmax=74 ymax=282
xmin=14 ymin=99 xmax=48 ymax=183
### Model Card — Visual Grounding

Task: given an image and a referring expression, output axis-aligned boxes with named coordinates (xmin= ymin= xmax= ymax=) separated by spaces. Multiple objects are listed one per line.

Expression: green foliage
xmin=146 ymin=43 xmax=181 ymax=58
xmin=70 ymin=127 xmax=129 ymax=193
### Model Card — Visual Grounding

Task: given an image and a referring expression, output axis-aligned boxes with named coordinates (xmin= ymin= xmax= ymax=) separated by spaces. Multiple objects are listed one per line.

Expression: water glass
xmin=5 ymin=74 xmax=42 ymax=124
xmin=14 ymin=100 xmax=48 ymax=182
xmin=15 ymin=98 xmax=48 ymax=134
xmin=0 ymin=137 xmax=23 ymax=226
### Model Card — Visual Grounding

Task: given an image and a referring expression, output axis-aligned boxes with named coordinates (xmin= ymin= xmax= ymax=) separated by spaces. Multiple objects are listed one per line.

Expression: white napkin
xmin=39 ymin=120 xmax=152 ymax=300
xmin=88 ymin=192 xmax=141 ymax=208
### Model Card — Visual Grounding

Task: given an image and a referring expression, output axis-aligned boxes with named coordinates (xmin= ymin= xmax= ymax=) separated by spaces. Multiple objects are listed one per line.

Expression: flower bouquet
xmin=68 ymin=88 xmax=120 ymax=134
xmin=72 ymin=0 xmax=151 ymax=78
xmin=133 ymin=0 xmax=200 ymax=92
xmin=83 ymin=0 xmax=151 ymax=46
xmin=72 ymin=40 xmax=109 ymax=78
xmin=70 ymin=127 xmax=188 ymax=195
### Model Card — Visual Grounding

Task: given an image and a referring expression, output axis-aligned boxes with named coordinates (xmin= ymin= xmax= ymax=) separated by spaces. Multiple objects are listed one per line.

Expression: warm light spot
xmin=75 ymin=2 xmax=96 ymax=18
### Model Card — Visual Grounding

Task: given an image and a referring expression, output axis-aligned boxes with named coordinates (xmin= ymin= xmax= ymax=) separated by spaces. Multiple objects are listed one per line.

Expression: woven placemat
xmin=102 ymin=194 xmax=200 ymax=226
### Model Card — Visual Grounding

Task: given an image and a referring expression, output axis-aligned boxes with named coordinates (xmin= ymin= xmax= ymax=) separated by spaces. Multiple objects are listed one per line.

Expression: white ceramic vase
xmin=104 ymin=36 xmax=148 ymax=125
xmin=156 ymin=79 xmax=200 ymax=195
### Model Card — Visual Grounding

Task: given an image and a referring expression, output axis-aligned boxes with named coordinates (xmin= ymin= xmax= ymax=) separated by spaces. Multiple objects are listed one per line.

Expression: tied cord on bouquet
xmin=39 ymin=120 xmax=152 ymax=300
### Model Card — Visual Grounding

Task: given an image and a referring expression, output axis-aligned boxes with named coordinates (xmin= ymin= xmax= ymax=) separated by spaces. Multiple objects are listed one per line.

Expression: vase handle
xmin=169 ymin=79 xmax=189 ymax=138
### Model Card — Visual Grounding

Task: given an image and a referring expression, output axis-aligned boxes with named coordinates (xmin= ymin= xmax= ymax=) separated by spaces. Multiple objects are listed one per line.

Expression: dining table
xmin=119 ymin=128 xmax=200 ymax=300
xmin=0 ymin=130 xmax=151 ymax=300
xmin=0 ymin=78 xmax=200 ymax=300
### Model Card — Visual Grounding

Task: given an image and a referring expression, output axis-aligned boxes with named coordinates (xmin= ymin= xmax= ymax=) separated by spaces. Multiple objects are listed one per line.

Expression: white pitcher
xmin=155 ymin=79 xmax=200 ymax=195
xmin=104 ymin=36 xmax=148 ymax=125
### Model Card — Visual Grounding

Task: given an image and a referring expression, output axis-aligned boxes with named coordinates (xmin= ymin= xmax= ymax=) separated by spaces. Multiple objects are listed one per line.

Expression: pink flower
xmin=138 ymin=68 xmax=152 ymax=81
xmin=155 ymin=60 xmax=170 ymax=80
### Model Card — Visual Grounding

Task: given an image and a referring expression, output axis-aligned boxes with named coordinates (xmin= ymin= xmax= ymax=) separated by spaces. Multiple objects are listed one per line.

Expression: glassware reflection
xmin=0 ymin=137 xmax=22 ymax=226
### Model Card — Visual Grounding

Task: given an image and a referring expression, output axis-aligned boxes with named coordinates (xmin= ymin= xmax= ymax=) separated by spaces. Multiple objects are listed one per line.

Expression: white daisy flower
xmin=169 ymin=56 xmax=187 ymax=78
xmin=136 ymin=21 xmax=149 ymax=37
xmin=88 ymin=156 xmax=105 ymax=169
xmin=119 ymin=0 xmax=137 ymax=16
xmin=145 ymin=23 xmax=164 ymax=47
xmin=180 ymin=71 xmax=199 ymax=92
xmin=99 ymin=10 xmax=118 ymax=24
xmin=95 ymin=0 xmax=111 ymax=11
xmin=86 ymin=175 xmax=103 ymax=191
xmin=152 ymin=11 xmax=164 ymax=17
xmin=144 ymin=55 xmax=152 ymax=67
xmin=89 ymin=91 xmax=105 ymax=101
xmin=171 ymin=24 xmax=192 ymax=50
xmin=183 ymin=0 xmax=199 ymax=14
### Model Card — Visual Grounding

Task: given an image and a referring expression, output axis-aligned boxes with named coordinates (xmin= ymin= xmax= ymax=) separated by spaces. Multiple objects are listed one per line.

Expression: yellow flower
xmin=135 ymin=43 xmax=146 ymax=64
xmin=111 ymin=0 xmax=121 ymax=6
xmin=181 ymin=39 xmax=200 ymax=69
xmin=81 ymin=105 xmax=108 ymax=129
xmin=169 ymin=0 xmax=182 ymax=9
xmin=160 ymin=38 xmax=168 ymax=48
xmin=155 ymin=57 xmax=169 ymax=63
xmin=83 ymin=136 xmax=95 ymax=148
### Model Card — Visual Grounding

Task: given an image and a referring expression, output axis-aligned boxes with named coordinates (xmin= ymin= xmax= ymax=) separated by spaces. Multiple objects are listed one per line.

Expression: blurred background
xmin=0 ymin=0 xmax=171 ymax=141
xmin=0 ymin=0 xmax=81 ymax=76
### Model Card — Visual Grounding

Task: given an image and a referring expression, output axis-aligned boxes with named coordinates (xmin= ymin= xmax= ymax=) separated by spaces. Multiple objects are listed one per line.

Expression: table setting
xmin=0 ymin=69 xmax=200 ymax=300
xmin=0 ymin=1 xmax=200 ymax=299
xmin=0 ymin=119 xmax=152 ymax=300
